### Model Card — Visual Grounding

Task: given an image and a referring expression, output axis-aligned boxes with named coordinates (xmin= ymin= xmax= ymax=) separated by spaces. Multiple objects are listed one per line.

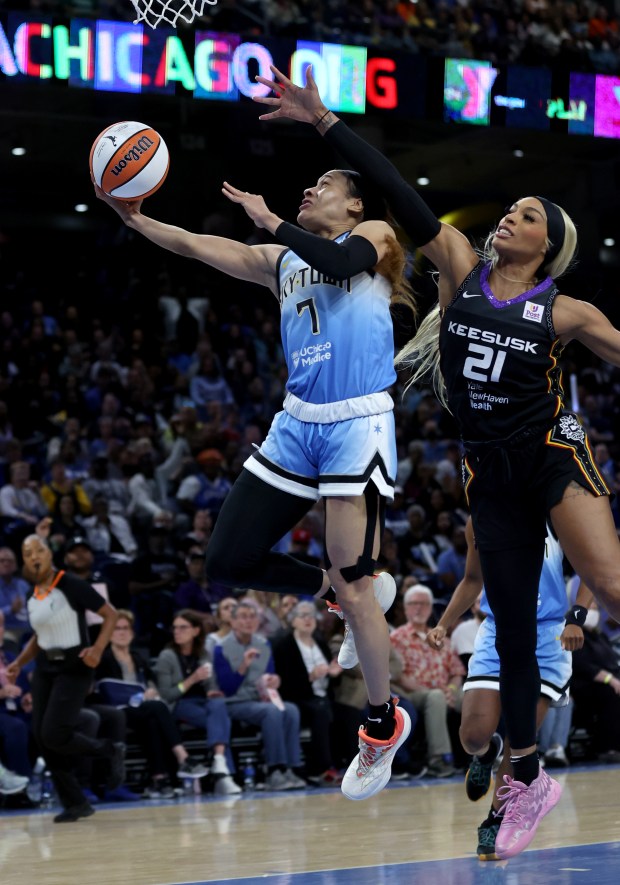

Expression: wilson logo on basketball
xmin=111 ymin=136 xmax=156 ymax=177
xmin=90 ymin=121 xmax=170 ymax=202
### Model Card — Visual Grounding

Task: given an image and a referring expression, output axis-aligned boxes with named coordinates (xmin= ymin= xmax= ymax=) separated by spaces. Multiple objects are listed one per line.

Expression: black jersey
xmin=439 ymin=262 xmax=564 ymax=443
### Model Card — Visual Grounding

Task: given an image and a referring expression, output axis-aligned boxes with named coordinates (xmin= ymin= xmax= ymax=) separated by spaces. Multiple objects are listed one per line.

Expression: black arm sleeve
xmin=275 ymin=222 xmax=378 ymax=281
xmin=323 ymin=121 xmax=441 ymax=248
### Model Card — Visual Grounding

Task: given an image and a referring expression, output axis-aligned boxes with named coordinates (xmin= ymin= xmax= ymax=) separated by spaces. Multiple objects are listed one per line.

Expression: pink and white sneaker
xmin=495 ymin=767 xmax=563 ymax=859
xmin=327 ymin=572 xmax=397 ymax=669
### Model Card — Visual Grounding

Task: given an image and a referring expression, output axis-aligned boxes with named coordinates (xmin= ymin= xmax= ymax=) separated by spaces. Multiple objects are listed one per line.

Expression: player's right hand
xmin=93 ymin=181 xmax=143 ymax=220
xmin=560 ymin=624 xmax=584 ymax=652
xmin=426 ymin=626 xmax=446 ymax=650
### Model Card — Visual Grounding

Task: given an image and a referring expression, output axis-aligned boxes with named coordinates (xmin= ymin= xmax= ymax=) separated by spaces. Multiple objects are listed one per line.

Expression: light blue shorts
xmin=244 ymin=409 xmax=396 ymax=501
xmin=463 ymin=617 xmax=572 ymax=703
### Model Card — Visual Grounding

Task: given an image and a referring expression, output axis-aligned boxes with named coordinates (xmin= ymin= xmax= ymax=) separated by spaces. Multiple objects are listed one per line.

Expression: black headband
xmin=535 ymin=196 xmax=565 ymax=265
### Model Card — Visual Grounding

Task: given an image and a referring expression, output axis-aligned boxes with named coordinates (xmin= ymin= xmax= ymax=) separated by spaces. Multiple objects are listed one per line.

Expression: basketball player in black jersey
xmin=256 ymin=66 xmax=620 ymax=859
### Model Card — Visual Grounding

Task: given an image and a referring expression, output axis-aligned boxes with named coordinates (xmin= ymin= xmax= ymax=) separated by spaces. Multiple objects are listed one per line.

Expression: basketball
xmin=89 ymin=121 xmax=169 ymax=201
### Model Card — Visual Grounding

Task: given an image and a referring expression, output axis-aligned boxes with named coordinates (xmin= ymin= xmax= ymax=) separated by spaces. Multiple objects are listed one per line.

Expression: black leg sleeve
xmin=206 ymin=469 xmax=324 ymax=596
xmin=479 ymin=541 xmax=545 ymax=749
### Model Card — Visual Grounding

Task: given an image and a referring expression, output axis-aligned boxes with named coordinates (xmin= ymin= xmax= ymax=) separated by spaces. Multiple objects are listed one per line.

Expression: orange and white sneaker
xmin=327 ymin=572 xmax=397 ymax=670
xmin=341 ymin=705 xmax=411 ymax=801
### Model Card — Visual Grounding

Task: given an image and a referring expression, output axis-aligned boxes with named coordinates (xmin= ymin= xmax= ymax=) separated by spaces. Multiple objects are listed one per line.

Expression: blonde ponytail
xmin=395 ymin=304 xmax=448 ymax=409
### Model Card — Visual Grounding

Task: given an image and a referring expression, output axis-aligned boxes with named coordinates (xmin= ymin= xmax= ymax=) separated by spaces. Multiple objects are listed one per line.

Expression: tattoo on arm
xmin=563 ymin=480 xmax=593 ymax=498
xmin=315 ymin=111 xmax=337 ymax=135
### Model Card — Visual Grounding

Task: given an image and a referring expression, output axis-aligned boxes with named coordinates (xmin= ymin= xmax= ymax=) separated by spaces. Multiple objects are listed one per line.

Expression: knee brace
xmin=340 ymin=552 xmax=376 ymax=584
xmin=336 ymin=484 xmax=379 ymax=584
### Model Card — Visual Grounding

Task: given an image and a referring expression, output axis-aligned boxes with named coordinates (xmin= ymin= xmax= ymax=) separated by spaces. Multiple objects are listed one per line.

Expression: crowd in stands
xmin=6 ymin=0 xmax=620 ymax=75
xmin=3 ymin=2 xmax=620 ymax=793
xmin=1 ymin=198 xmax=620 ymax=806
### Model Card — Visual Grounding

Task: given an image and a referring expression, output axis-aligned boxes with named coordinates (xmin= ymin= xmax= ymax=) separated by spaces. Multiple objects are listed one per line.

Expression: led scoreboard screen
xmin=443 ymin=57 xmax=620 ymax=139
xmin=1 ymin=11 xmax=619 ymax=140
xmin=0 ymin=12 xmax=420 ymax=115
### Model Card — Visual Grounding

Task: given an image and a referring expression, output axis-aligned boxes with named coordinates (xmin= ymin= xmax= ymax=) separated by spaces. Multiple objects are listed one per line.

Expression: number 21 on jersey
xmin=463 ymin=343 xmax=506 ymax=383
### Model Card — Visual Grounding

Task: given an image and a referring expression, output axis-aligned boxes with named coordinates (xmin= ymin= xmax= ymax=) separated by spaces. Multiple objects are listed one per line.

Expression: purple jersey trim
xmin=480 ymin=263 xmax=554 ymax=308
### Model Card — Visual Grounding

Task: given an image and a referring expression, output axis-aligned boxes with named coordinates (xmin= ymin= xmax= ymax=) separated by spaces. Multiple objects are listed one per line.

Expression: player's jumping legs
xmin=325 ymin=487 xmax=390 ymax=708
xmin=460 ymin=688 xmax=503 ymax=803
xmin=479 ymin=543 xmax=542 ymax=760
xmin=206 ymin=469 xmax=325 ymax=596
xmin=328 ymin=485 xmax=410 ymax=799
xmin=460 ymin=688 xmax=502 ymax=759
xmin=479 ymin=542 xmax=561 ymax=859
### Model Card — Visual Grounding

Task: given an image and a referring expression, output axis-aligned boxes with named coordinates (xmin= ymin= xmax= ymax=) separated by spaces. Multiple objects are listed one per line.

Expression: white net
xmin=129 ymin=0 xmax=218 ymax=29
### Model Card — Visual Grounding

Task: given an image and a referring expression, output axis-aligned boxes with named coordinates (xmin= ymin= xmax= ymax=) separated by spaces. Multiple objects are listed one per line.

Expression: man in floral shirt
xmin=390 ymin=584 xmax=465 ymax=777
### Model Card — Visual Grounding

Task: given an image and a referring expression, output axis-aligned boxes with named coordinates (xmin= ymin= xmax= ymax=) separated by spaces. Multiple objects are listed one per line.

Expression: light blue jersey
xmin=480 ymin=525 xmax=567 ymax=623
xmin=278 ymin=232 xmax=396 ymax=406
xmin=244 ymin=233 xmax=398 ymax=501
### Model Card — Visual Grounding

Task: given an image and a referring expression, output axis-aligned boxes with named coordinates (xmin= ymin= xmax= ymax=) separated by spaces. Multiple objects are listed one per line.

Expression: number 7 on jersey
xmin=297 ymin=298 xmax=320 ymax=335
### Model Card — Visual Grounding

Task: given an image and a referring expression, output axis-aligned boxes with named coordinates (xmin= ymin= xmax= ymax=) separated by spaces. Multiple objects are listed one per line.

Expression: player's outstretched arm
xmin=554 ymin=297 xmax=620 ymax=366
xmin=93 ymin=183 xmax=282 ymax=292
xmin=254 ymin=65 xmax=433 ymax=234
xmin=254 ymin=66 xmax=429 ymax=232
xmin=222 ymin=181 xmax=392 ymax=281
xmin=254 ymin=65 xmax=476 ymax=291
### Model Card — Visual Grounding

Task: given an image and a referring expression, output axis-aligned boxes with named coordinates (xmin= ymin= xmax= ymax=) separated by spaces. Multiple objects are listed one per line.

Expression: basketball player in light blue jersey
xmin=94 ymin=165 xmax=417 ymax=799
xmin=428 ymin=517 xmax=591 ymax=859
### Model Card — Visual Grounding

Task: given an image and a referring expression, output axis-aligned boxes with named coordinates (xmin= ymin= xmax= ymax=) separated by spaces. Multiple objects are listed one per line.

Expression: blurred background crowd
xmin=1 ymin=186 xmax=620 ymax=805
xmin=2 ymin=0 xmax=620 ymax=810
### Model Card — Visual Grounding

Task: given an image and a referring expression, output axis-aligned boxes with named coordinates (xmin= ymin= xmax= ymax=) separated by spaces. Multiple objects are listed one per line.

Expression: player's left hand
xmin=560 ymin=624 xmax=584 ymax=651
xmin=253 ymin=63 xmax=325 ymax=125
xmin=221 ymin=182 xmax=280 ymax=231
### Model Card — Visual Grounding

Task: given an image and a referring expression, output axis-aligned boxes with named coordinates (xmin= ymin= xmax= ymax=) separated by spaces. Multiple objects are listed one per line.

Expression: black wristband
xmin=565 ymin=604 xmax=588 ymax=627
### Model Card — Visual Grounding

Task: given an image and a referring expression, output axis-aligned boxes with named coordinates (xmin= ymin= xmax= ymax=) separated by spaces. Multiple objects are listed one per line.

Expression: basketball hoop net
xmin=130 ymin=0 xmax=218 ymax=29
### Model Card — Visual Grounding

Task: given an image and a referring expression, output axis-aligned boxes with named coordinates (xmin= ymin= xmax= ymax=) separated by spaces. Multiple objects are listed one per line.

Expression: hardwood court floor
xmin=1 ymin=765 xmax=619 ymax=885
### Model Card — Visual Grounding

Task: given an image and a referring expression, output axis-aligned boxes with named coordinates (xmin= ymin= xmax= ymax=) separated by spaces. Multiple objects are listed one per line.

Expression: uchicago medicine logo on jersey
xmin=292 ymin=342 xmax=332 ymax=369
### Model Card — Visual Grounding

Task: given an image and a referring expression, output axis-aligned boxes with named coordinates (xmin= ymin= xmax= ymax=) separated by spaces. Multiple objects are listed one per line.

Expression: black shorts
xmin=462 ymin=411 xmax=610 ymax=552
